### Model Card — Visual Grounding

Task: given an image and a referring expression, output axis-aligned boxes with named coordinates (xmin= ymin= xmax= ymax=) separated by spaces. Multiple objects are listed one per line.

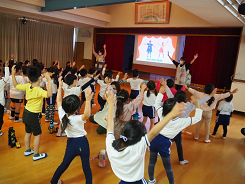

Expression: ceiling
xmin=0 ymin=0 xmax=244 ymax=27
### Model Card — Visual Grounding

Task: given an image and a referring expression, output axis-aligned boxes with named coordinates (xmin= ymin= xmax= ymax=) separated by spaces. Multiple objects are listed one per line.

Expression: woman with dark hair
xmin=185 ymin=83 xmax=238 ymax=143
xmin=92 ymin=43 xmax=107 ymax=72
xmin=168 ymin=52 xmax=198 ymax=91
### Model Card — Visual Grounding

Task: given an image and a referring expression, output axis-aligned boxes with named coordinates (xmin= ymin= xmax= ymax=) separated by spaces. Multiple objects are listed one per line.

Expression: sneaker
xmin=53 ymin=122 xmax=59 ymax=125
xmin=0 ymin=131 xmax=3 ymax=136
xmin=6 ymin=110 xmax=11 ymax=114
xmin=57 ymin=180 xmax=63 ymax=184
xmin=222 ymin=136 xmax=226 ymax=140
xmin=205 ymin=139 xmax=211 ymax=143
xmin=55 ymin=107 xmax=58 ymax=111
xmin=24 ymin=149 xmax=34 ymax=156
xmin=9 ymin=116 xmax=15 ymax=120
xmin=180 ymin=160 xmax=189 ymax=165
xmin=148 ymin=178 xmax=156 ymax=184
xmin=14 ymin=118 xmax=23 ymax=123
xmin=210 ymin=134 xmax=215 ymax=138
xmin=194 ymin=137 xmax=198 ymax=141
xmin=33 ymin=153 xmax=47 ymax=161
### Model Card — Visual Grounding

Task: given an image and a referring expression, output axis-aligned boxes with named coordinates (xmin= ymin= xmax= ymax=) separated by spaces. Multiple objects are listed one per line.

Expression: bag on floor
xmin=8 ymin=127 xmax=17 ymax=148
xmin=91 ymin=149 xmax=107 ymax=168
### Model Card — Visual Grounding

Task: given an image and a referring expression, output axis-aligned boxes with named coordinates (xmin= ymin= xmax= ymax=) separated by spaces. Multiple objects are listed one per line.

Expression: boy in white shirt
xmin=9 ymin=62 xmax=25 ymax=122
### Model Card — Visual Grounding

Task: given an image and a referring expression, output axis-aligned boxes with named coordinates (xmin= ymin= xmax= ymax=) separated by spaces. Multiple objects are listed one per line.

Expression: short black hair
xmin=225 ymin=94 xmax=233 ymax=102
xmin=106 ymin=70 xmax=113 ymax=75
xmin=104 ymin=72 xmax=112 ymax=79
xmin=162 ymin=98 xmax=176 ymax=116
xmin=32 ymin=59 xmax=39 ymax=66
xmin=24 ymin=60 xmax=30 ymax=65
xmin=133 ymin=69 xmax=139 ymax=77
xmin=15 ymin=62 xmax=23 ymax=73
xmin=36 ymin=63 xmax=44 ymax=71
xmin=70 ymin=67 xmax=78 ymax=75
xmin=88 ymin=68 xmax=95 ymax=75
xmin=65 ymin=74 xmax=77 ymax=86
xmin=27 ymin=66 xmax=41 ymax=82
xmin=167 ymin=79 xmax=174 ymax=88
xmin=174 ymin=90 xmax=187 ymax=103
xmin=180 ymin=57 xmax=186 ymax=62
xmin=22 ymin=66 xmax=28 ymax=75
xmin=80 ymin=69 xmax=87 ymax=77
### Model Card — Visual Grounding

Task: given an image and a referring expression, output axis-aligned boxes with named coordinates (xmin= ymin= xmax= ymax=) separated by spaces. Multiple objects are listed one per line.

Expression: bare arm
xmin=44 ymin=72 xmax=52 ymax=98
xmin=105 ymin=91 xmax=116 ymax=133
xmin=190 ymin=54 xmax=198 ymax=64
xmin=82 ymin=89 xmax=93 ymax=121
xmin=11 ymin=66 xmax=18 ymax=87
xmin=57 ymin=77 xmax=63 ymax=108
xmin=103 ymin=44 xmax=107 ymax=56
xmin=168 ymin=52 xmax=174 ymax=61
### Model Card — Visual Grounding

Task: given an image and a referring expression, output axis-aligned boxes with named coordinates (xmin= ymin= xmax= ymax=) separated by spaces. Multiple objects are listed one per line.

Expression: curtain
xmin=104 ymin=35 xmax=125 ymax=71
xmin=183 ymin=36 xmax=239 ymax=89
xmin=0 ymin=14 xmax=74 ymax=67
xmin=123 ymin=35 xmax=135 ymax=70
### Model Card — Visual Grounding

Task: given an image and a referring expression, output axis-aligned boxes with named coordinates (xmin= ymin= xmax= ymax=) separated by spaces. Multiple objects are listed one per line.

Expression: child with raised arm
xmin=0 ymin=60 xmax=9 ymax=136
xmin=12 ymin=65 xmax=52 ymax=161
xmin=51 ymin=77 xmax=93 ymax=184
xmin=105 ymin=90 xmax=186 ymax=184
xmin=149 ymin=91 xmax=202 ymax=184
xmin=185 ymin=83 xmax=238 ymax=143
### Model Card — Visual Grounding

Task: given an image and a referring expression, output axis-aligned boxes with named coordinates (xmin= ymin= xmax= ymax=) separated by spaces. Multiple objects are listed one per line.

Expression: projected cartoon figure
xmin=158 ymin=41 xmax=168 ymax=59
xmin=145 ymin=40 xmax=155 ymax=57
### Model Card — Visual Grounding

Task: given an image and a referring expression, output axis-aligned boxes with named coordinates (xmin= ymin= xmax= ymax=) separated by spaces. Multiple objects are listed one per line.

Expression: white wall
xmin=234 ymin=27 xmax=245 ymax=80
xmin=76 ymin=28 xmax=94 ymax=60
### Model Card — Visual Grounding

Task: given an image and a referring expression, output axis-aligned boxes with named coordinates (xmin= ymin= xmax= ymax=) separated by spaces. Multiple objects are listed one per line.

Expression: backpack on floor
xmin=8 ymin=127 xmax=17 ymax=148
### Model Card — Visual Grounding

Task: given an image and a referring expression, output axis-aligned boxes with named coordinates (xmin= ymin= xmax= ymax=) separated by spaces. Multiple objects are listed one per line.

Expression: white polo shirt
xmin=127 ymin=78 xmax=144 ymax=90
xmin=106 ymin=132 xmax=149 ymax=182
xmin=142 ymin=91 xmax=156 ymax=107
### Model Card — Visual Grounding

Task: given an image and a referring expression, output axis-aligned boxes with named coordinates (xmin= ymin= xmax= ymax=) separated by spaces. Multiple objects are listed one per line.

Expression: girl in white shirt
xmin=142 ymin=81 xmax=157 ymax=131
xmin=51 ymin=77 xmax=93 ymax=184
xmin=105 ymin=90 xmax=186 ymax=184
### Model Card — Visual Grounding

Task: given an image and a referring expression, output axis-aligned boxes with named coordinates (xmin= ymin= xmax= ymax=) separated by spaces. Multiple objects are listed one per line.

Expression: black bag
xmin=8 ymin=127 xmax=17 ymax=148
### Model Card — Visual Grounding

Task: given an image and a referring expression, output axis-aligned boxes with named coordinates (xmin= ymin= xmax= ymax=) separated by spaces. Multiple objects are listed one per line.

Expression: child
xmin=12 ymin=65 xmax=52 ymax=161
xmin=149 ymin=92 xmax=202 ymax=184
xmin=156 ymin=79 xmax=177 ymax=102
xmin=44 ymin=67 xmax=58 ymax=124
xmin=0 ymin=60 xmax=9 ymax=136
xmin=50 ymin=77 xmax=93 ymax=184
xmin=9 ymin=62 xmax=25 ymax=122
xmin=211 ymin=94 xmax=234 ymax=139
xmin=125 ymin=69 xmax=148 ymax=118
xmin=97 ymin=72 xmax=112 ymax=111
xmin=185 ymin=83 xmax=238 ymax=143
xmin=142 ymin=81 xmax=157 ymax=131
xmin=105 ymin=90 xmax=186 ymax=184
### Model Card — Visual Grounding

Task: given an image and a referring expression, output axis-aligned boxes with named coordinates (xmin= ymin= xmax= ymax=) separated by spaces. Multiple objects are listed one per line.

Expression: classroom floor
xmin=0 ymin=84 xmax=245 ymax=184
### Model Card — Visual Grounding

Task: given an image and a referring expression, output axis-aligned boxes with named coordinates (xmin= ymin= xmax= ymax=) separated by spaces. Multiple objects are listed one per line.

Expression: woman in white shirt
xmin=105 ymin=90 xmax=186 ymax=184
xmin=51 ymin=77 xmax=93 ymax=184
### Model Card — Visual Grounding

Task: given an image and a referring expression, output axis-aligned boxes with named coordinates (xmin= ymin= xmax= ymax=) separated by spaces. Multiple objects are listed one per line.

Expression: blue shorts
xmin=216 ymin=114 xmax=231 ymax=126
xmin=130 ymin=90 xmax=139 ymax=100
xmin=46 ymin=93 xmax=57 ymax=105
xmin=142 ymin=105 xmax=155 ymax=119
xmin=119 ymin=178 xmax=148 ymax=184
xmin=10 ymin=98 xmax=23 ymax=103
xmin=150 ymin=134 xmax=172 ymax=157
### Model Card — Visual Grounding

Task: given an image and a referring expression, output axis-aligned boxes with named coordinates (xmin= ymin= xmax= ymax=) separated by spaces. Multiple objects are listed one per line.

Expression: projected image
xmin=136 ymin=36 xmax=177 ymax=64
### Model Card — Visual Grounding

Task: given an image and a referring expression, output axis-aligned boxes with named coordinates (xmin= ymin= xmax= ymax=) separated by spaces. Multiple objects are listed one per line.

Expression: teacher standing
xmin=168 ymin=52 xmax=198 ymax=90
xmin=92 ymin=43 xmax=107 ymax=72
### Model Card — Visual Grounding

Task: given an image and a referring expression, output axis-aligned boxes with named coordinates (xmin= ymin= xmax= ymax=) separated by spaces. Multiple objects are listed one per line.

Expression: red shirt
xmin=162 ymin=88 xmax=177 ymax=102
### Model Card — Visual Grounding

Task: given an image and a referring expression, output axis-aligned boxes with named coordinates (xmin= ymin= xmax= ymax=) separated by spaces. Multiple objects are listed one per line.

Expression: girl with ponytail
xmin=142 ymin=81 xmax=158 ymax=131
xmin=185 ymin=83 xmax=238 ymax=143
xmin=51 ymin=77 xmax=93 ymax=184
xmin=105 ymin=90 xmax=186 ymax=184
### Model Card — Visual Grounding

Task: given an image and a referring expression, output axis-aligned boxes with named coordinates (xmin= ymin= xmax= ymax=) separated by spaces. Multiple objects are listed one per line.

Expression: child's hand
xmin=72 ymin=61 xmax=76 ymax=67
xmin=105 ymin=90 xmax=116 ymax=104
xmin=169 ymin=102 xmax=186 ymax=118
xmin=141 ymin=83 xmax=147 ymax=91
xmin=190 ymin=96 xmax=199 ymax=107
xmin=160 ymin=78 xmax=166 ymax=87
xmin=93 ymin=70 xmax=97 ymax=75
xmin=122 ymin=73 xmax=128 ymax=80
xmin=103 ymin=44 xmax=106 ymax=48
xmin=5 ymin=60 xmax=9 ymax=67
xmin=117 ymin=72 xmax=121 ymax=75
xmin=94 ymin=73 xmax=100 ymax=80
xmin=11 ymin=65 xmax=16 ymax=75
xmin=58 ymin=76 xmax=63 ymax=87
xmin=44 ymin=72 xmax=51 ymax=80
xmin=104 ymin=64 xmax=107 ymax=68
xmin=230 ymin=88 xmax=238 ymax=94
xmin=210 ymin=88 xmax=217 ymax=97
xmin=80 ymin=65 xmax=85 ymax=70
xmin=159 ymin=86 xmax=166 ymax=94
xmin=194 ymin=54 xmax=198 ymax=59
xmin=85 ymin=89 xmax=93 ymax=101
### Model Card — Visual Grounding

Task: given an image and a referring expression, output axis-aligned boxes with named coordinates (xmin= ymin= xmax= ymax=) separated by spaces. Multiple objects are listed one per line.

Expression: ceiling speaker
xmin=238 ymin=1 xmax=245 ymax=15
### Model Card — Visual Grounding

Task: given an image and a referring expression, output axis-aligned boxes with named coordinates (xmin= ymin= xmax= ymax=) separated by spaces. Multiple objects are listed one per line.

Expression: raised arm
xmin=105 ymin=90 xmax=116 ymax=133
xmin=168 ymin=52 xmax=174 ymax=62
xmin=4 ymin=60 xmax=9 ymax=82
xmin=147 ymin=102 xmax=186 ymax=142
xmin=82 ymin=89 xmax=93 ymax=121
xmin=57 ymin=77 xmax=63 ymax=108
xmin=92 ymin=43 xmax=98 ymax=57
xmin=11 ymin=66 xmax=18 ymax=88
xmin=80 ymin=74 xmax=100 ymax=91
xmin=102 ymin=64 xmax=107 ymax=76
xmin=44 ymin=72 xmax=52 ymax=98
xmin=190 ymin=54 xmax=198 ymax=64
xmin=103 ymin=44 xmax=107 ymax=56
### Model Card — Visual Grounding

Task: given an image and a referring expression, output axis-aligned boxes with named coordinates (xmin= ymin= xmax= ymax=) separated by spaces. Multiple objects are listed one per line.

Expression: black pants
xmin=0 ymin=104 xmax=4 ymax=130
xmin=89 ymin=115 xmax=107 ymax=134
xmin=175 ymin=84 xmax=183 ymax=91
xmin=171 ymin=132 xmax=184 ymax=161
xmin=212 ymin=123 xmax=227 ymax=137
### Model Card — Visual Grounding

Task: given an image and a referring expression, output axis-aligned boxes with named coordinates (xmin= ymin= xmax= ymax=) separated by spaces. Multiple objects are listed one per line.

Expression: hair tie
xmin=120 ymin=135 xmax=128 ymax=142
xmin=117 ymin=96 xmax=124 ymax=99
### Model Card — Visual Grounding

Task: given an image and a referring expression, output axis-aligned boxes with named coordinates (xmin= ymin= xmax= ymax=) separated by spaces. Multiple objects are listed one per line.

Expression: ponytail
xmin=207 ymin=96 xmax=215 ymax=106
xmin=115 ymin=98 xmax=124 ymax=121
xmin=154 ymin=89 xmax=157 ymax=96
xmin=61 ymin=114 xmax=70 ymax=130
xmin=112 ymin=139 xmax=124 ymax=151
xmin=147 ymin=89 xmax=150 ymax=97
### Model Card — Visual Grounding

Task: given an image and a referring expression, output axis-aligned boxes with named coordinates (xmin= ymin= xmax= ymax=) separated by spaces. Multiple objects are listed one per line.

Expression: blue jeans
xmin=51 ymin=136 xmax=92 ymax=184
xmin=148 ymin=152 xmax=174 ymax=184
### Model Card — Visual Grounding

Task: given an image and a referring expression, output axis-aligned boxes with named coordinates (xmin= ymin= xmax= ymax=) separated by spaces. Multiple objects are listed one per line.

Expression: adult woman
xmin=92 ymin=43 xmax=107 ymax=72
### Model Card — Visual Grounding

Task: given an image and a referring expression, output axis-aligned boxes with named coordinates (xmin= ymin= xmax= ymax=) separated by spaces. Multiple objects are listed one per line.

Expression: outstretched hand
xmin=141 ymin=83 xmax=147 ymax=92
xmin=194 ymin=54 xmax=198 ymax=59
xmin=85 ymin=89 xmax=93 ymax=101
xmin=58 ymin=76 xmax=63 ymax=87
xmin=122 ymin=73 xmax=128 ymax=80
xmin=230 ymin=88 xmax=238 ymax=94
xmin=5 ymin=60 xmax=9 ymax=67
xmin=169 ymin=102 xmax=186 ymax=118
xmin=105 ymin=90 xmax=116 ymax=104
xmin=11 ymin=65 xmax=16 ymax=75
xmin=159 ymin=86 xmax=167 ymax=94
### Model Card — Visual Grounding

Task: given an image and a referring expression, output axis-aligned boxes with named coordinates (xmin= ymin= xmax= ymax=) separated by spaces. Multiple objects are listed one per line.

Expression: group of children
xmin=0 ymin=57 xmax=239 ymax=184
